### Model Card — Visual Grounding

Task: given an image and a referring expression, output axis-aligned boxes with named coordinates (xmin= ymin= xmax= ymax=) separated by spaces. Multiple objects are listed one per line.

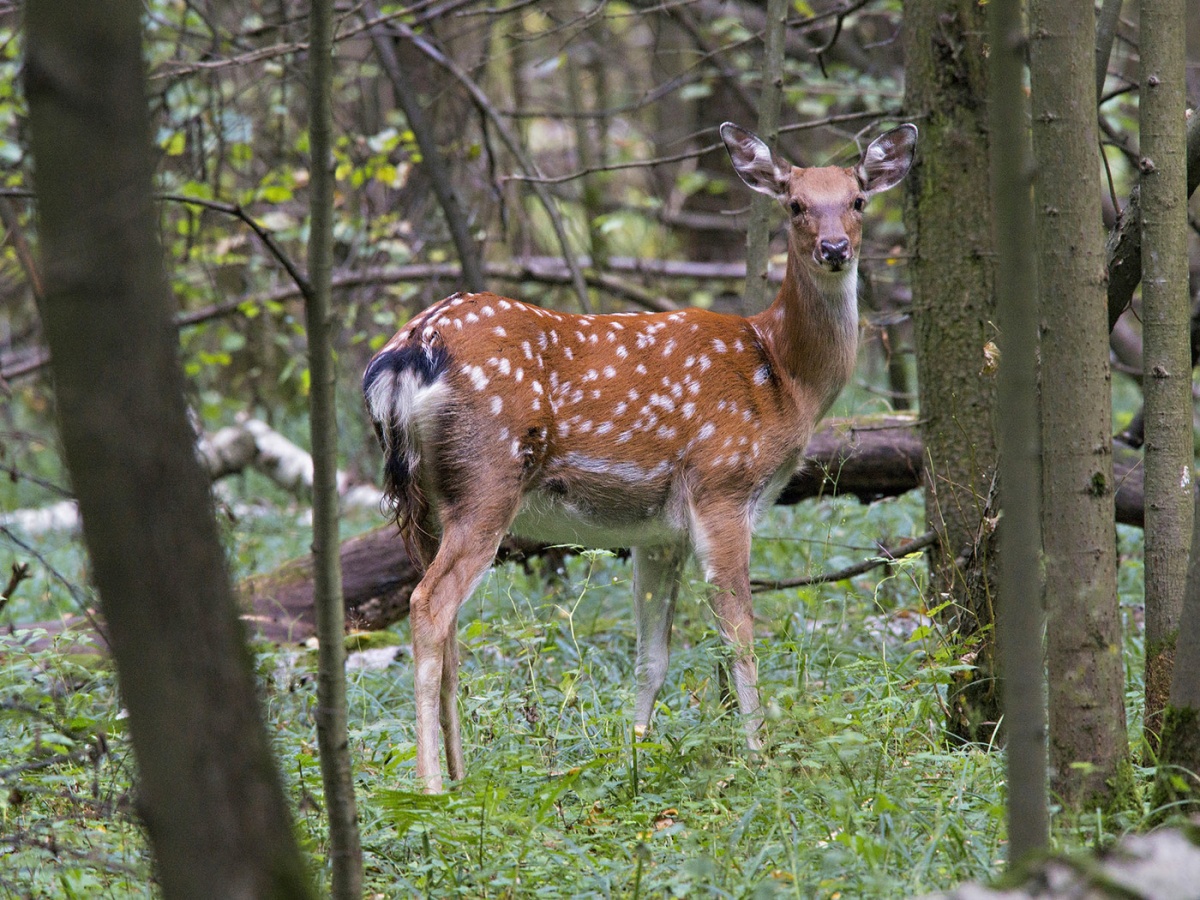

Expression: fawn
xmin=364 ymin=120 xmax=917 ymax=791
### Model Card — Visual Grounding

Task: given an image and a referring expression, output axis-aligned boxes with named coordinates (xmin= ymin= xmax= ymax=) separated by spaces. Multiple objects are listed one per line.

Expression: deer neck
xmin=751 ymin=249 xmax=859 ymax=418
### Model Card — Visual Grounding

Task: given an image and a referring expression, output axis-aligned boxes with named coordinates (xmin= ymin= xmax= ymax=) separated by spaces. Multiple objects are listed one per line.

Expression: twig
xmin=751 ymin=529 xmax=939 ymax=592
xmin=160 ymin=193 xmax=312 ymax=301
xmin=364 ymin=2 xmax=485 ymax=293
xmin=0 ymin=562 xmax=31 ymax=614
xmin=0 ymin=525 xmax=97 ymax=628
xmin=387 ymin=20 xmax=592 ymax=312
xmin=508 ymin=110 xmax=899 ymax=186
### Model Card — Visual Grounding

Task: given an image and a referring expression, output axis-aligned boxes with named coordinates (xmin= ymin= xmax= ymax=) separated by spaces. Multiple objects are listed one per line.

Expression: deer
xmin=363 ymin=120 xmax=917 ymax=792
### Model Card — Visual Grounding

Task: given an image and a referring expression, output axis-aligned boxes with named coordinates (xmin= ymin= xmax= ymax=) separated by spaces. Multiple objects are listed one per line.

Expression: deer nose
xmin=819 ymin=238 xmax=851 ymax=265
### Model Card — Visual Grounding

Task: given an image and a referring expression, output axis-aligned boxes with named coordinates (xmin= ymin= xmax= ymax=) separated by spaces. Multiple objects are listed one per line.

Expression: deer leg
xmin=632 ymin=544 xmax=686 ymax=737
xmin=440 ymin=611 xmax=464 ymax=781
xmin=690 ymin=507 xmax=762 ymax=750
xmin=409 ymin=523 xmax=504 ymax=792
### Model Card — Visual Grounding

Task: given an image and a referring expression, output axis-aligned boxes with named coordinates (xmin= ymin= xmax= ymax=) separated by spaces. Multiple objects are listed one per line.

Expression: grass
xmin=0 ymin=488 xmax=1155 ymax=898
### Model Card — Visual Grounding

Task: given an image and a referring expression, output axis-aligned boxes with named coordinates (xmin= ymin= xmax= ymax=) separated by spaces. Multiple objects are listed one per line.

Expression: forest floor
xmin=0 ymin=478 xmax=1158 ymax=898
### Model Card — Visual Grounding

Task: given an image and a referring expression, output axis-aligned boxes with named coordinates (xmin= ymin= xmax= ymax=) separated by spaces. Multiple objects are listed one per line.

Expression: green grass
xmin=0 ymin=491 xmax=1155 ymax=898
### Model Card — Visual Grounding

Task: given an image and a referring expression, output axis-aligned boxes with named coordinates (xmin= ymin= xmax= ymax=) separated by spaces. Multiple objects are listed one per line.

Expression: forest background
xmin=2 ymin=0 xmax=1200 ymax=896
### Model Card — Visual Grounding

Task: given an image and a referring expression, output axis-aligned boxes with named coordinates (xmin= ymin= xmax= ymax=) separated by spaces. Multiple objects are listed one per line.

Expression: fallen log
xmin=5 ymin=414 xmax=1150 ymax=646
xmin=238 ymin=415 xmax=1149 ymax=642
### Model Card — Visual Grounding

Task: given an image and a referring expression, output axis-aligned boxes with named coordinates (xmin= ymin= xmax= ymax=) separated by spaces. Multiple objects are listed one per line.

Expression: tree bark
xmin=1029 ymin=0 xmax=1129 ymax=810
xmin=743 ymin=0 xmax=788 ymax=311
xmin=1154 ymin=484 xmax=1200 ymax=816
xmin=23 ymin=2 xmax=315 ymax=896
xmin=903 ymin=0 xmax=1002 ymax=745
xmin=1139 ymin=0 xmax=1192 ymax=752
xmin=1106 ymin=106 xmax=1200 ymax=330
xmin=305 ymin=0 xmax=362 ymax=894
xmin=988 ymin=0 xmax=1048 ymax=864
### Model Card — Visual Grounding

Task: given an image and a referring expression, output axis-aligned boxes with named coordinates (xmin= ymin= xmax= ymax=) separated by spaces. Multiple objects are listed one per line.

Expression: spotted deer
xmin=364 ymin=120 xmax=916 ymax=791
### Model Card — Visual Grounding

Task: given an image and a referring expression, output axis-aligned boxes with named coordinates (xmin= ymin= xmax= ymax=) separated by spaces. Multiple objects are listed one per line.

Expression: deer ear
xmin=857 ymin=124 xmax=917 ymax=195
xmin=721 ymin=122 xmax=791 ymax=202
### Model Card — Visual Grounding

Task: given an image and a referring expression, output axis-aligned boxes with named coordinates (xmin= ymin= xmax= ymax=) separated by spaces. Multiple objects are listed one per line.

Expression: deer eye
xmin=789 ymin=200 xmax=802 ymax=216
xmin=853 ymin=196 xmax=866 ymax=212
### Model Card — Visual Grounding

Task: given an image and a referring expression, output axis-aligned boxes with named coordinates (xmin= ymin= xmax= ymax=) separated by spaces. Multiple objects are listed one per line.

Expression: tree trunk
xmin=1154 ymin=483 xmax=1200 ymax=816
xmin=1028 ymin=0 xmax=1129 ymax=810
xmin=1139 ymin=0 xmax=1193 ymax=752
xmin=988 ymin=0 xmax=1049 ymax=864
xmin=743 ymin=0 xmax=788 ymax=311
xmin=903 ymin=0 xmax=1002 ymax=744
xmin=365 ymin=1 xmax=485 ymax=295
xmin=23 ymin=2 xmax=315 ymax=896
xmin=306 ymin=0 xmax=362 ymax=894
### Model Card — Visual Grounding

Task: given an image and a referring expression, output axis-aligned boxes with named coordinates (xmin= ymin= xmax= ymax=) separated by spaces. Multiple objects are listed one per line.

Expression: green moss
xmin=1152 ymin=705 xmax=1200 ymax=820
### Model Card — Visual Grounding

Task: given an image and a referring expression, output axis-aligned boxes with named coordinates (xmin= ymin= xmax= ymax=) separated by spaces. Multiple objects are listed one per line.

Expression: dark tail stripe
xmin=362 ymin=341 xmax=451 ymax=400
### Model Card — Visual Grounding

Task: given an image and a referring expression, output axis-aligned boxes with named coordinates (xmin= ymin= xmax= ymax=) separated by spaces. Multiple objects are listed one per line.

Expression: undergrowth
xmin=0 ymin=494 xmax=1155 ymax=898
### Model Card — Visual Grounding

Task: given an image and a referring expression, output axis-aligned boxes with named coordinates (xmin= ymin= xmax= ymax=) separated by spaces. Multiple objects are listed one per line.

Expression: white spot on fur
xmin=490 ymin=396 xmax=503 ymax=415
xmin=493 ymin=326 xmax=507 ymax=338
xmin=462 ymin=365 xmax=489 ymax=391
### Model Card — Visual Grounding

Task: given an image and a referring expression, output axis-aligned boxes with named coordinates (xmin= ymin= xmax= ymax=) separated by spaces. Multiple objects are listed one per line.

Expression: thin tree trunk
xmin=903 ymin=0 xmax=1002 ymax=744
xmin=306 ymin=1 xmax=362 ymax=895
xmin=1139 ymin=0 xmax=1192 ymax=752
xmin=565 ymin=22 xmax=608 ymax=282
xmin=987 ymin=0 xmax=1049 ymax=865
xmin=1095 ymin=0 xmax=1124 ymax=101
xmin=744 ymin=0 xmax=788 ymax=311
xmin=1106 ymin=104 xmax=1200 ymax=329
xmin=364 ymin=2 xmax=485 ymax=294
xmin=23 ymin=1 xmax=315 ymax=895
xmin=1154 ymin=483 xmax=1200 ymax=814
xmin=1029 ymin=0 xmax=1129 ymax=810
